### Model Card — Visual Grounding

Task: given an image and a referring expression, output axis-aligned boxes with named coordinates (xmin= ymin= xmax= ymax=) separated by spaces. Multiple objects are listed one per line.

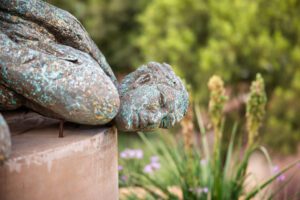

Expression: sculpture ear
xmin=135 ymin=73 xmax=152 ymax=85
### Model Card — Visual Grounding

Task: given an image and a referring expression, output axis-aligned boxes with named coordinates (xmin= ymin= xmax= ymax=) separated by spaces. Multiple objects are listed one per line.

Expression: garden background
xmin=46 ymin=0 xmax=300 ymax=199
xmin=48 ymin=0 xmax=300 ymax=154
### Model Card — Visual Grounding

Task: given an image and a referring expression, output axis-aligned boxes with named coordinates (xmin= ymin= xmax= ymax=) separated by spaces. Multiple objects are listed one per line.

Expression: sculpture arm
xmin=0 ymin=32 xmax=120 ymax=125
xmin=0 ymin=84 xmax=24 ymax=110
xmin=0 ymin=0 xmax=118 ymax=86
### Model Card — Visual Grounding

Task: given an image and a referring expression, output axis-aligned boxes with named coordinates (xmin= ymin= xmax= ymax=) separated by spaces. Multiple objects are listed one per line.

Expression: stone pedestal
xmin=0 ymin=125 xmax=118 ymax=200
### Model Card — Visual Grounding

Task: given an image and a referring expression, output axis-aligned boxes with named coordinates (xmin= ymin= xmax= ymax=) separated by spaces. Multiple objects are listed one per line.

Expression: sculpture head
xmin=115 ymin=62 xmax=189 ymax=132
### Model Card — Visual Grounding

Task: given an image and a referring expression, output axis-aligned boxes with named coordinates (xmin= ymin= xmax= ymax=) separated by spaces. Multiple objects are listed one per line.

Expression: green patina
xmin=0 ymin=0 xmax=188 ymax=130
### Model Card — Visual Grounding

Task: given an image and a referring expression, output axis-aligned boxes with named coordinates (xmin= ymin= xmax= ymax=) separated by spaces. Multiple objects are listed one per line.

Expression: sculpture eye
xmin=136 ymin=73 xmax=152 ymax=85
xmin=146 ymin=102 xmax=159 ymax=111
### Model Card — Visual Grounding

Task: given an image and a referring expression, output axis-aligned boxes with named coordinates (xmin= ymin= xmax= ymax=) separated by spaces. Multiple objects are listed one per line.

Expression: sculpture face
xmin=115 ymin=62 xmax=189 ymax=131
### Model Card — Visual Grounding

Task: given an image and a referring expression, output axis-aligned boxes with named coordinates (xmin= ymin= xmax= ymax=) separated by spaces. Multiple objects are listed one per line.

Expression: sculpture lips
xmin=138 ymin=113 xmax=147 ymax=129
xmin=159 ymin=119 xmax=166 ymax=128
xmin=159 ymin=116 xmax=171 ymax=129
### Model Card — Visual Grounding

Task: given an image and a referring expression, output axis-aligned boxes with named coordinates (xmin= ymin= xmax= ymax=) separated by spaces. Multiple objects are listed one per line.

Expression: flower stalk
xmin=246 ymin=74 xmax=267 ymax=147
xmin=180 ymin=106 xmax=194 ymax=153
xmin=180 ymin=105 xmax=196 ymax=188
xmin=208 ymin=75 xmax=228 ymax=164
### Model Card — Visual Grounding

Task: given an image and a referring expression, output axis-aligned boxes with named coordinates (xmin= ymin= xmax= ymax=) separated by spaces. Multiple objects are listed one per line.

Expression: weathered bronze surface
xmin=0 ymin=0 xmax=119 ymax=125
xmin=0 ymin=0 xmax=189 ymax=161
xmin=116 ymin=62 xmax=189 ymax=131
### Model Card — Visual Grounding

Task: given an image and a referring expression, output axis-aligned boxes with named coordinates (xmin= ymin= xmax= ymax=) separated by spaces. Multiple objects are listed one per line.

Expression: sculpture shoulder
xmin=0 ymin=0 xmax=117 ymax=85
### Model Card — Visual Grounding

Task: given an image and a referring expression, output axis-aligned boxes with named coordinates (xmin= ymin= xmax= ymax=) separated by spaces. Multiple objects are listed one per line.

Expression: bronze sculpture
xmin=0 ymin=0 xmax=189 ymax=161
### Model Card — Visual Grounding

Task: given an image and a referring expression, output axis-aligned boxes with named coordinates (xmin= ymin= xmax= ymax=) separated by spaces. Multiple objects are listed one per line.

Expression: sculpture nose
xmin=159 ymin=114 xmax=176 ymax=128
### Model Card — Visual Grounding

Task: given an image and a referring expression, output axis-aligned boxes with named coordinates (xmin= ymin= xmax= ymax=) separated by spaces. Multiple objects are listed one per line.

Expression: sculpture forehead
xmin=119 ymin=62 xmax=189 ymax=116
xmin=119 ymin=62 xmax=186 ymax=94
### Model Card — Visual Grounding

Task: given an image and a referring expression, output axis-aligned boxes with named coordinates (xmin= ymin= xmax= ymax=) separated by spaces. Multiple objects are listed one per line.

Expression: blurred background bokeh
xmin=47 ymin=0 xmax=300 ymax=155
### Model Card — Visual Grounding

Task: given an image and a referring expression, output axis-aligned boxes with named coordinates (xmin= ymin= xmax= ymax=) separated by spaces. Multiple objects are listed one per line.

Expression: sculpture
xmin=0 ymin=0 xmax=189 ymax=161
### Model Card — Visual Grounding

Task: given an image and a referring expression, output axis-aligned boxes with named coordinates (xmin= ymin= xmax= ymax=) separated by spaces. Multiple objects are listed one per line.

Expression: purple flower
xmin=144 ymin=164 xmax=154 ymax=174
xmin=119 ymin=149 xmax=144 ymax=159
xmin=121 ymin=175 xmax=128 ymax=182
xmin=143 ymin=155 xmax=162 ymax=174
xmin=202 ymin=187 xmax=209 ymax=193
xmin=120 ymin=150 xmax=129 ymax=159
xmin=118 ymin=165 xmax=123 ymax=171
xmin=277 ymin=174 xmax=286 ymax=182
xmin=272 ymin=165 xmax=279 ymax=173
xmin=272 ymin=165 xmax=287 ymax=182
xmin=200 ymin=159 xmax=207 ymax=166
xmin=151 ymin=156 xmax=160 ymax=163
xmin=135 ymin=149 xmax=143 ymax=159
xmin=128 ymin=149 xmax=136 ymax=158
xmin=189 ymin=187 xmax=209 ymax=195
xmin=151 ymin=162 xmax=161 ymax=170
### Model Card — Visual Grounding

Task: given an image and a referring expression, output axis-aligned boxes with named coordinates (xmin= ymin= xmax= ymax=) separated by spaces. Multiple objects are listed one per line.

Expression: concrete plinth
xmin=0 ymin=125 xmax=118 ymax=200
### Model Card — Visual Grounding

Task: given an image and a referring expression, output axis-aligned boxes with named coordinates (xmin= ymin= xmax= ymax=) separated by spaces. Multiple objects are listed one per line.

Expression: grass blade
xmin=266 ymin=174 xmax=294 ymax=200
xmin=195 ymin=105 xmax=210 ymax=161
xmin=245 ymin=159 xmax=300 ymax=200
xmin=224 ymin=122 xmax=238 ymax=178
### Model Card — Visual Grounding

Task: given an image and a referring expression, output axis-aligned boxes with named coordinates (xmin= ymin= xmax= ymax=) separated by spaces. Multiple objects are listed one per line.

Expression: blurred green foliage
xmin=137 ymin=0 xmax=300 ymax=154
xmin=47 ymin=0 xmax=300 ymax=154
xmin=47 ymin=0 xmax=149 ymax=72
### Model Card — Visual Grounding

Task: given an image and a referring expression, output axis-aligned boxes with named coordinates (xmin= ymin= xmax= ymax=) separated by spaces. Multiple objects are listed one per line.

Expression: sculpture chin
xmin=115 ymin=102 xmax=162 ymax=132
xmin=115 ymin=85 xmax=162 ymax=132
